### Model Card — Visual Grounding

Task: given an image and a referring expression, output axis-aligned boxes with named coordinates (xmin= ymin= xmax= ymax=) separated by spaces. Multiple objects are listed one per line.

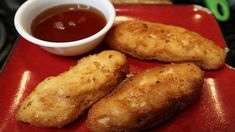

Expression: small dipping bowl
xmin=14 ymin=0 xmax=115 ymax=56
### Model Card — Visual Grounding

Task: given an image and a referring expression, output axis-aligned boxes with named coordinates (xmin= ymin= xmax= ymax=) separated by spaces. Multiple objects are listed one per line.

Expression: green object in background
xmin=205 ymin=0 xmax=230 ymax=21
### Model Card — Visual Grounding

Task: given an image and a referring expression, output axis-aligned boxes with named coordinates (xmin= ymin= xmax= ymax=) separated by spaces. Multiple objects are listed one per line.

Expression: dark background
xmin=0 ymin=0 xmax=234 ymax=72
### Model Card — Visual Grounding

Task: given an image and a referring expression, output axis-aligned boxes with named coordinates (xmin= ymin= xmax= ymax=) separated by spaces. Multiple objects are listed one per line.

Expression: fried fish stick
xmin=16 ymin=50 xmax=129 ymax=127
xmin=87 ymin=63 xmax=204 ymax=132
xmin=106 ymin=20 xmax=225 ymax=69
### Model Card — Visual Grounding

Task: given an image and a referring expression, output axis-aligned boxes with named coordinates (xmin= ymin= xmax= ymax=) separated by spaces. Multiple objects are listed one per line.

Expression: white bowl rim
xmin=14 ymin=0 xmax=116 ymax=48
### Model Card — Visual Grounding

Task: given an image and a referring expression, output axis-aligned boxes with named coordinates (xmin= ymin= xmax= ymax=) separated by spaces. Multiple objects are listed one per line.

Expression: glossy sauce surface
xmin=1 ymin=5 xmax=235 ymax=132
xmin=31 ymin=4 xmax=106 ymax=42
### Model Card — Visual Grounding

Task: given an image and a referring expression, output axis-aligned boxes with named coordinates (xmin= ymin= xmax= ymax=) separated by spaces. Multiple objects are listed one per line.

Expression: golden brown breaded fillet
xmin=106 ymin=20 xmax=225 ymax=69
xmin=16 ymin=50 xmax=129 ymax=128
xmin=87 ymin=63 xmax=204 ymax=132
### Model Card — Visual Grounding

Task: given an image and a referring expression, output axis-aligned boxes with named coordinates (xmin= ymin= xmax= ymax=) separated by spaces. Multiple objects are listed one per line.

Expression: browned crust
xmin=16 ymin=50 xmax=129 ymax=127
xmin=87 ymin=63 xmax=204 ymax=132
xmin=106 ymin=20 xmax=225 ymax=70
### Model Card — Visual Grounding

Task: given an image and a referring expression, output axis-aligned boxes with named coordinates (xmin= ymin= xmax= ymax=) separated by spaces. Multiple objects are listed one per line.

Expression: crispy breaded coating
xmin=106 ymin=20 xmax=225 ymax=69
xmin=87 ymin=63 xmax=204 ymax=132
xmin=16 ymin=50 xmax=129 ymax=127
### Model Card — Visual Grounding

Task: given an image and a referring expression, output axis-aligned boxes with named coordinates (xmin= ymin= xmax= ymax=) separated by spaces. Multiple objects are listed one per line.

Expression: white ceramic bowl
xmin=14 ymin=0 xmax=115 ymax=56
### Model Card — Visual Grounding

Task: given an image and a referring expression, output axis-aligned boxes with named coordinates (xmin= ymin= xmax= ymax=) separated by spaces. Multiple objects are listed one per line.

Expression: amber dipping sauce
xmin=31 ymin=4 xmax=106 ymax=42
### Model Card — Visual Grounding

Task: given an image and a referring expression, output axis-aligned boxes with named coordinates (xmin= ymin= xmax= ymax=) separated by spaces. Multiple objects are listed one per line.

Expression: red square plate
xmin=1 ymin=5 xmax=235 ymax=132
